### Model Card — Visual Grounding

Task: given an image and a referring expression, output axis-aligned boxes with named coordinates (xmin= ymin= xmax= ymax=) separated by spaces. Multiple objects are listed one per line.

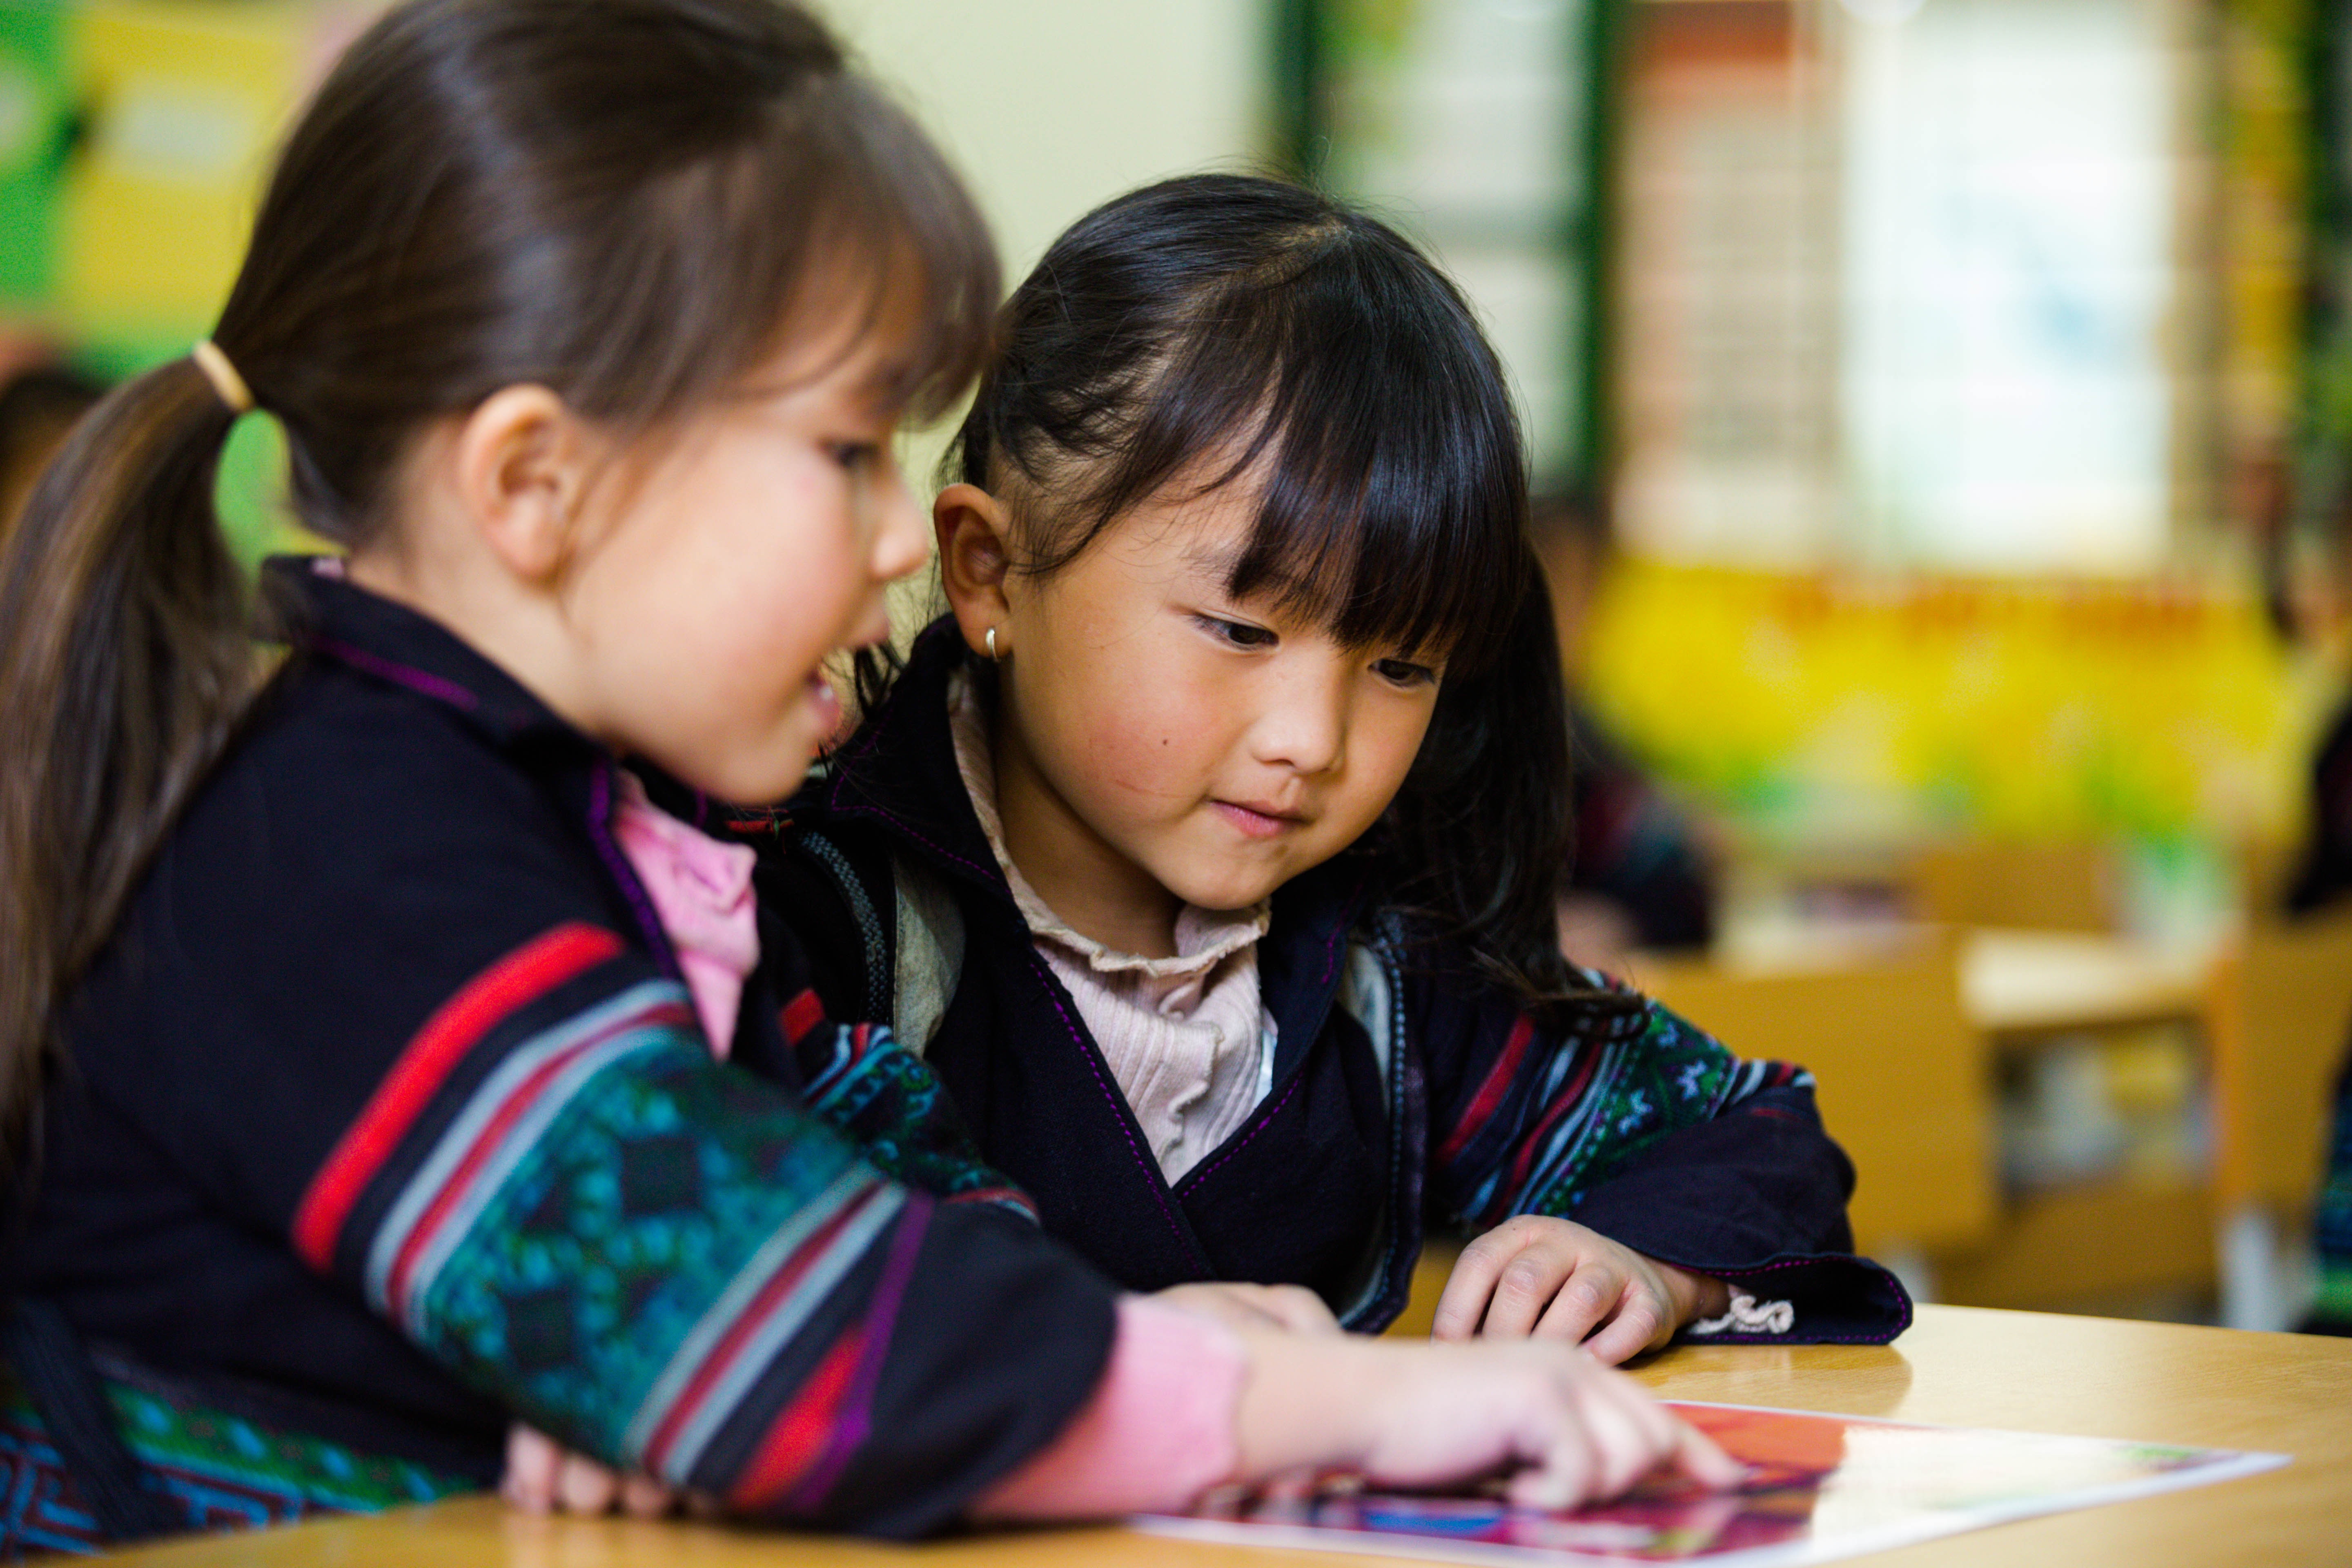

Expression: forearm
xmin=302 ymin=1003 xmax=1115 ymax=1534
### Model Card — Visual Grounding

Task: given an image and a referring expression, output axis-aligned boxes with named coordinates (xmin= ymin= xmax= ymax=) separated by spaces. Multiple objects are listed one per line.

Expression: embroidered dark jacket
xmin=2 ymin=564 xmax=1116 ymax=1537
xmin=764 ymin=621 xmax=1910 ymax=1342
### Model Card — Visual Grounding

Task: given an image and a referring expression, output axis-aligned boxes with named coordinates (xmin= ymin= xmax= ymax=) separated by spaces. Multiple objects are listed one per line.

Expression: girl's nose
xmin=1250 ymin=659 xmax=1348 ymax=776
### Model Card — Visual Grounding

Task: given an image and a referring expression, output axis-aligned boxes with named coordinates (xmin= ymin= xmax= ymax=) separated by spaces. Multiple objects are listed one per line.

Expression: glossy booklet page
xmin=1132 ymin=1402 xmax=2286 ymax=1568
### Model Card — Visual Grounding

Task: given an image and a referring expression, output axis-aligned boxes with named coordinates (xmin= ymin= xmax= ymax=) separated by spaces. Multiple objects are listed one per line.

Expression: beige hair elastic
xmin=190 ymin=340 xmax=253 ymax=415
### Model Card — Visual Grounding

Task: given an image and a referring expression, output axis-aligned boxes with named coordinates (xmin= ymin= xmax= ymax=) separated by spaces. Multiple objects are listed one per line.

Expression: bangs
xmin=1206 ymin=251 xmax=1530 ymax=670
xmin=979 ymin=187 xmax=1529 ymax=673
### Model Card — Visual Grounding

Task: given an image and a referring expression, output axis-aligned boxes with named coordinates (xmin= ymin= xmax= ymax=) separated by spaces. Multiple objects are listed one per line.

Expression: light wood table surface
xmin=1956 ymin=929 xmax=2213 ymax=1040
xmin=101 ymin=1306 xmax=2351 ymax=1568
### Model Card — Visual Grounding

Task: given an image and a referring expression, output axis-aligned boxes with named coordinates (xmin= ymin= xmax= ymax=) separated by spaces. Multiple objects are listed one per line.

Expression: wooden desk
xmin=99 ymin=1307 xmax=2352 ymax=1568
xmin=1957 ymin=929 xmax=2212 ymax=1042
xmin=1649 ymin=926 xmax=2231 ymax=1309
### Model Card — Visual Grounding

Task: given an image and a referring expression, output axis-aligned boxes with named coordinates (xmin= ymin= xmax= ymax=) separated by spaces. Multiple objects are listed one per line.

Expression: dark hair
xmin=0 ymin=0 xmax=999 ymax=1161
xmin=948 ymin=173 xmax=1615 ymax=1018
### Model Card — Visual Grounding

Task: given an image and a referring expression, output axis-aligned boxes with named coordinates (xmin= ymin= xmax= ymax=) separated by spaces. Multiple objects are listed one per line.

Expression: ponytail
xmin=0 ymin=0 xmax=1005 ymax=1174
xmin=0 ymin=355 xmax=259 ymax=1163
xmin=1381 ymin=545 xmax=1633 ymax=1022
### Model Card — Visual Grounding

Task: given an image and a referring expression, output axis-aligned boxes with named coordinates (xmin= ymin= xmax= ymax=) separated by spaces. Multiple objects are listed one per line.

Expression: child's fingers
xmin=501 ymin=1425 xmax=561 ymax=1514
xmin=1475 ymin=1252 xmax=1565 ymax=1339
xmin=619 ymin=1472 xmax=678 ymax=1518
xmin=555 ymin=1451 xmax=621 ymax=1515
xmin=1576 ymin=1284 xmax=1670 ymax=1365
xmin=1500 ymin=1403 xmax=1601 ymax=1511
xmin=1669 ymin=1417 xmax=1746 ymax=1489
xmin=1430 ymin=1243 xmax=1509 ymax=1339
xmin=1559 ymin=1374 xmax=1669 ymax=1499
xmin=1583 ymin=1369 xmax=1744 ymax=1491
xmin=1526 ymin=1256 xmax=1624 ymax=1345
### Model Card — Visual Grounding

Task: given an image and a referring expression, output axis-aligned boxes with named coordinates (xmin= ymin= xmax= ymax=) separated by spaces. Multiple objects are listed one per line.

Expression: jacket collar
xmin=262 ymin=555 xmax=593 ymax=755
xmin=813 ymin=617 xmax=1379 ymax=1001
xmin=810 ymin=617 xmax=1026 ymax=910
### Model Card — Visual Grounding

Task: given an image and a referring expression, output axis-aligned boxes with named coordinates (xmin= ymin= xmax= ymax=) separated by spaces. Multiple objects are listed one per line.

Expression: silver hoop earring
xmin=986 ymin=626 xmax=1000 ymax=661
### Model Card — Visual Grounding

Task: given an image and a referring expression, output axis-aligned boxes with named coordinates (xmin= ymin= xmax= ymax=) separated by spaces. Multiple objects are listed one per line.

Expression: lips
xmin=804 ymin=668 xmax=842 ymax=731
xmin=1212 ymin=799 xmax=1307 ymax=839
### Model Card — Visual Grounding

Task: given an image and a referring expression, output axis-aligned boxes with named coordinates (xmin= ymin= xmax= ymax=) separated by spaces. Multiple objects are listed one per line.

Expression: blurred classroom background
xmin=4 ymin=0 xmax=2352 ymax=1332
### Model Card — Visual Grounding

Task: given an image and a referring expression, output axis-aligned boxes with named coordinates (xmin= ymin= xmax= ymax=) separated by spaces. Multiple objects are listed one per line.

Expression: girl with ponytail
xmin=769 ymin=174 xmax=1911 ymax=1360
xmin=0 ymin=2 xmax=1734 ymax=1552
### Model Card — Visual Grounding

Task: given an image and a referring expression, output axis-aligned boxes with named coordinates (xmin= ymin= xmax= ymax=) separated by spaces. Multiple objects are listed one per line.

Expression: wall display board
xmin=1272 ymin=0 xmax=1619 ymax=492
xmin=0 ymin=2 xmax=374 ymax=557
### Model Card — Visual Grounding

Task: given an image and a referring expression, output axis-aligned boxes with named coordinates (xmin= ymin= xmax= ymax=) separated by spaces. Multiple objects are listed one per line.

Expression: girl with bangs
xmin=0 ymin=7 xmax=1733 ymax=1552
xmin=768 ymin=174 xmax=1911 ymax=1358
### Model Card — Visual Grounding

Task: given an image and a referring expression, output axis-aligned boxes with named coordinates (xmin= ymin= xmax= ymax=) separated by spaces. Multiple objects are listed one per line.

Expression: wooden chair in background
xmin=2205 ymin=907 xmax=2352 ymax=1330
xmin=1636 ymin=931 xmax=1997 ymax=1300
xmin=1905 ymin=838 xmax=2120 ymax=933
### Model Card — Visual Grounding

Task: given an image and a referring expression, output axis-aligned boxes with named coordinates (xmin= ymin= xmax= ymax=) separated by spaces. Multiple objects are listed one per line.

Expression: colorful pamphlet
xmin=1134 ymin=1402 xmax=2286 ymax=1568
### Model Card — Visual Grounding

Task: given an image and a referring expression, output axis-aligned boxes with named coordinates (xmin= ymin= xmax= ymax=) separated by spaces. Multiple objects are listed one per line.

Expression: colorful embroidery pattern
xmin=291 ymin=927 xmax=929 ymax=1511
xmin=0 ymin=1377 xmax=473 ymax=1556
xmin=1439 ymin=1000 xmax=1804 ymax=1227
xmin=796 ymin=1010 xmax=1037 ymax=1221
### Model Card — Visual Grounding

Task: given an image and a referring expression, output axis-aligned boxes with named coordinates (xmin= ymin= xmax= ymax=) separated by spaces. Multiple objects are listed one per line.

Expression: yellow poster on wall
xmin=1582 ymin=556 xmax=2337 ymax=851
xmin=55 ymin=1 xmax=308 ymax=343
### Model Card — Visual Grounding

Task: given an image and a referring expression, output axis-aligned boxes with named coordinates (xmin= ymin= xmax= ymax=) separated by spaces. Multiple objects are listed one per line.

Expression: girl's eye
xmin=1198 ymin=615 xmax=1276 ymax=650
xmin=1373 ymin=657 xmax=1438 ymax=688
xmin=826 ymin=440 xmax=883 ymax=471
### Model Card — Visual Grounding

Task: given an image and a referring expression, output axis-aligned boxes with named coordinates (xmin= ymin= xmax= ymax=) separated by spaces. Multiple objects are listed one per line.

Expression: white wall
xmin=823 ymin=0 xmax=1263 ymax=612
xmin=829 ymin=0 xmax=1265 ymax=282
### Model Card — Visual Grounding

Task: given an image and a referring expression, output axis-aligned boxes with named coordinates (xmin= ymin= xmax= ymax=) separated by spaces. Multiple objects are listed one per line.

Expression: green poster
xmin=0 ymin=4 xmax=70 ymax=305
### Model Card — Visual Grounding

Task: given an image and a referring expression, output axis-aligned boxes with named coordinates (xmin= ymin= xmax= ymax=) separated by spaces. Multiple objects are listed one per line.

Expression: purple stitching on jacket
xmin=841 ymin=802 xmax=995 ymax=882
xmin=791 ymin=1195 xmax=934 ymax=1510
xmin=587 ymin=762 xmax=680 ymax=974
xmin=311 ymin=637 xmax=479 ymax=711
xmin=825 ymin=682 xmax=1002 ymax=882
xmin=1177 ymin=1071 xmax=1306 ymax=1196
xmin=1025 ymin=953 xmax=1202 ymax=1264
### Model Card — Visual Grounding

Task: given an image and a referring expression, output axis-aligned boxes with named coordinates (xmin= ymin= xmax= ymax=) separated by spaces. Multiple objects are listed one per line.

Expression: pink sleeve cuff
xmin=973 ymin=1296 xmax=1245 ymax=1520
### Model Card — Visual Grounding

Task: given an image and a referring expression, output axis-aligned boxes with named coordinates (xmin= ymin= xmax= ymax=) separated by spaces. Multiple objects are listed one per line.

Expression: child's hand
xmin=1431 ymin=1216 xmax=1730 ymax=1364
xmin=501 ymin=1425 xmax=711 ymax=1518
xmin=1154 ymin=1281 xmax=1344 ymax=1336
xmin=1234 ymin=1333 xmax=1742 ymax=1510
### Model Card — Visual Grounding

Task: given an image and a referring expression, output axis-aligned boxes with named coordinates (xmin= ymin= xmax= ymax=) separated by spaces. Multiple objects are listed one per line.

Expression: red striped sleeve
xmin=292 ymin=922 xmax=624 ymax=1270
xmin=1434 ymin=1014 xmax=1536 ymax=1167
xmin=639 ymin=1188 xmax=882 ymax=1472
xmin=726 ymin=1329 xmax=868 ymax=1509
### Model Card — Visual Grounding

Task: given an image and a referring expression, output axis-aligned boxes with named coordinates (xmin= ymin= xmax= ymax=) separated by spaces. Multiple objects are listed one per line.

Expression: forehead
xmin=1085 ymin=463 xmax=1264 ymax=573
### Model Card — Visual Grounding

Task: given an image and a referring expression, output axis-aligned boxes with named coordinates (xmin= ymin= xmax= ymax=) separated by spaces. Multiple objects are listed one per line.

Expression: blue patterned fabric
xmin=0 ymin=1376 xmax=472 ymax=1557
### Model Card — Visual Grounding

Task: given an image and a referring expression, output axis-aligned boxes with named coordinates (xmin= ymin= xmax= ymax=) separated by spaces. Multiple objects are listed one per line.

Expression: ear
xmin=934 ymin=481 xmax=1017 ymax=657
xmin=450 ymin=385 xmax=589 ymax=584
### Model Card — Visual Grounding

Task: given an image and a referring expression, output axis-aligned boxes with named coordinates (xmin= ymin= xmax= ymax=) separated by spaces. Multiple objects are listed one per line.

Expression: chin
xmin=699 ymin=744 xmax=818 ymax=809
xmin=1169 ymin=871 xmax=1283 ymax=915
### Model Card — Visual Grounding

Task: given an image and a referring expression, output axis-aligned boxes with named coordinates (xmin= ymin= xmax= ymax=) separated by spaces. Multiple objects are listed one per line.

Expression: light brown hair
xmin=0 ymin=0 xmax=999 ymax=1166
